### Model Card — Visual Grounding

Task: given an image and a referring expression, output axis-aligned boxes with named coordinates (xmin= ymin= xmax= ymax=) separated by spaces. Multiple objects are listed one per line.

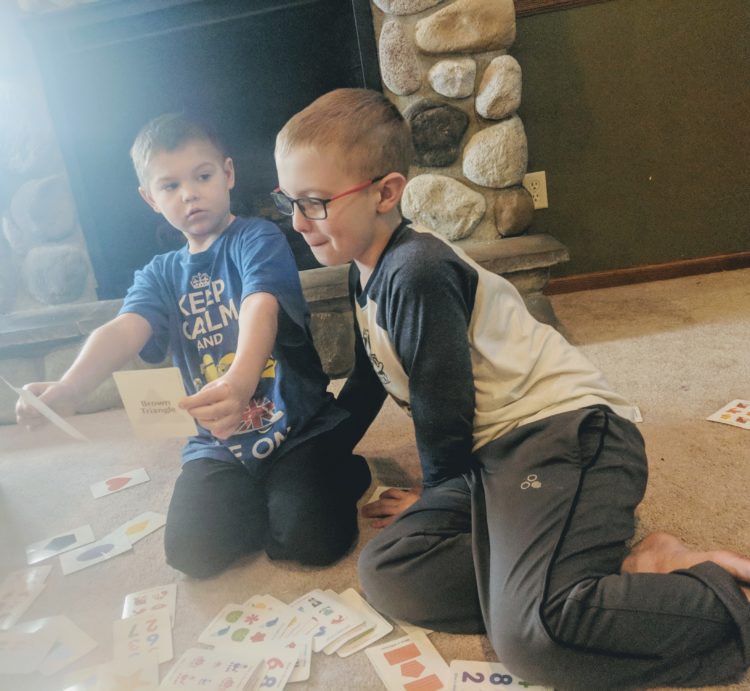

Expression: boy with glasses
xmin=273 ymin=88 xmax=750 ymax=689
xmin=16 ymin=113 xmax=370 ymax=578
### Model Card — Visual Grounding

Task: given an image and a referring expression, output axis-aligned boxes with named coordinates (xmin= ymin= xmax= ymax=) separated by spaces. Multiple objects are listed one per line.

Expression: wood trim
xmin=515 ymin=0 xmax=614 ymax=17
xmin=544 ymin=252 xmax=750 ymax=295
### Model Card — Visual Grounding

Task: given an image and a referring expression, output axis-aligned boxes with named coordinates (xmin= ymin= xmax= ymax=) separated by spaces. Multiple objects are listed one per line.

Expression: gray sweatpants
xmin=359 ymin=406 xmax=750 ymax=690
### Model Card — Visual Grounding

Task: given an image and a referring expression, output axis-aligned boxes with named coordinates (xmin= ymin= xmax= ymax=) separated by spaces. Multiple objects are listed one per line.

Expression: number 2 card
xmin=449 ymin=660 xmax=552 ymax=690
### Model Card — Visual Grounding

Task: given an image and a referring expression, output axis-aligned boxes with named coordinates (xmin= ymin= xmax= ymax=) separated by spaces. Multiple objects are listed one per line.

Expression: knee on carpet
xmin=266 ymin=512 xmax=358 ymax=566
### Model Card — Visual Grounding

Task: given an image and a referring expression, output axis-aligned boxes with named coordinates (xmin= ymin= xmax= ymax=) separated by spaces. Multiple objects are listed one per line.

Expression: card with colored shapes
xmin=0 ymin=627 xmax=57 ymax=674
xmin=160 ymin=646 xmax=262 ymax=691
xmin=113 ymin=608 xmax=172 ymax=665
xmin=366 ymin=630 xmax=451 ymax=691
xmin=707 ymin=399 xmax=750 ymax=430
xmin=334 ymin=588 xmax=394 ymax=658
xmin=26 ymin=524 xmax=95 ymax=565
xmin=289 ymin=589 xmax=366 ymax=653
xmin=450 ymin=660 xmax=552 ymax=690
xmin=112 ymin=367 xmax=197 ymax=439
xmin=1 ymin=376 xmax=89 ymax=441
xmin=59 ymin=530 xmax=132 ymax=575
xmin=198 ymin=600 xmax=295 ymax=649
xmin=122 ymin=583 xmax=177 ymax=627
xmin=14 ymin=615 xmax=98 ymax=676
xmin=90 ymin=468 xmax=150 ymax=498
xmin=0 ymin=566 xmax=51 ymax=630
xmin=112 ymin=511 xmax=166 ymax=545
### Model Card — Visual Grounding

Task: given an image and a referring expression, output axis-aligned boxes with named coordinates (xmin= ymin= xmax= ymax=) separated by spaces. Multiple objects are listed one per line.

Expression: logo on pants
xmin=520 ymin=474 xmax=542 ymax=490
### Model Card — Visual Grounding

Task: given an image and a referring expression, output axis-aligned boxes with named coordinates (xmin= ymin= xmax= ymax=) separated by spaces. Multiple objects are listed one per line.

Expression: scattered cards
xmin=199 ymin=598 xmax=296 ymax=649
xmin=113 ymin=608 xmax=173 ymax=664
xmin=367 ymin=630 xmax=451 ymax=691
xmin=111 ymin=510 xmax=166 ymax=544
xmin=450 ymin=660 xmax=552 ymax=690
xmin=26 ymin=524 xmax=95 ymax=565
xmin=160 ymin=646 xmax=261 ymax=691
xmin=0 ymin=566 xmax=51 ymax=630
xmin=289 ymin=588 xmax=366 ymax=653
xmin=123 ymin=583 xmax=177 ymax=627
xmin=112 ymin=367 xmax=197 ymax=439
xmin=707 ymin=399 xmax=750 ymax=430
xmin=0 ymin=627 xmax=57 ymax=675
xmin=59 ymin=530 xmax=132 ymax=576
xmin=14 ymin=615 xmax=97 ymax=676
xmin=90 ymin=468 xmax=150 ymax=498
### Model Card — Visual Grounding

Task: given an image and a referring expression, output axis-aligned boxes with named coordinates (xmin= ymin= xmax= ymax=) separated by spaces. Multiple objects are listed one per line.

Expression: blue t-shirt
xmin=119 ymin=216 xmax=346 ymax=470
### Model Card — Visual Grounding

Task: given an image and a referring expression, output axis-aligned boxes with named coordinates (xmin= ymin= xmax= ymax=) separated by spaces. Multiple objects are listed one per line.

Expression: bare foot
xmin=361 ymin=487 xmax=421 ymax=528
xmin=622 ymin=532 xmax=750 ymax=600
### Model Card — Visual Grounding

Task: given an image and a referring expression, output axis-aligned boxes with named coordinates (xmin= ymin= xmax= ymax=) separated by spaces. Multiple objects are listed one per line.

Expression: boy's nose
xmin=291 ymin=205 xmax=311 ymax=233
xmin=181 ymin=185 xmax=198 ymax=202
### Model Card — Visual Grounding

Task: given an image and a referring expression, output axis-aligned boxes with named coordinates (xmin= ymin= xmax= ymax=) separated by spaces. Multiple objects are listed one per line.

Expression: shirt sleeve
xmin=387 ymin=254 xmax=478 ymax=486
xmin=118 ymin=258 xmax=171 ymax=363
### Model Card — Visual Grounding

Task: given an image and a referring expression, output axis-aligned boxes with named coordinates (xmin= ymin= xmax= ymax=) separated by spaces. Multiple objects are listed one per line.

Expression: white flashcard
xmin=367 ymin=485 xmax=409 ymax=504
xmin=14 ymin=615 xmax=98 ymax=676
xmin=0 ymin=566 xmax=51 ymax=630
xmin=366 ymin=630 xmax=450 ymax=691
xmin=26 ymin=524 xmax=95 ymax=565
xmin=0 ymin=376 xmax=89 ymax=441
xmin=112 ymin=367 xmax=197 ymax=439
xmin=450 ymin=659 xmax=552 ymax=690
xmin=112 ymin=511 xmax=166 ymax=544
xmin=160 ymin=647 xmax=262 ymax=691
xmin=707 ymin=399 xmax=750 ymax=430
xmin=334 ymin=588 xmax=394 ymax=657
xmin=95 ymin=652 xmax=160 ymax=691
xmin=123 ymin=583 xmax=177 ymax=627
xmin=59 ymin=530 xmax=132 ymax=575
xmin=90 ymin=467 xmax=150 ymax=498
xmin=113 ymin=608 xmax=173 ymax=664
xmin=0 ymin=628 xmax=57 ymax=675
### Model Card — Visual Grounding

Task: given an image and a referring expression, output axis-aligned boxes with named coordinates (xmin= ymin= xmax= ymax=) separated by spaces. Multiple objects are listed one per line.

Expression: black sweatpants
xmin=359 ymin=407 xmax=750 ymax=690
xmin=165 ymin=430 xmax=371 ymax=578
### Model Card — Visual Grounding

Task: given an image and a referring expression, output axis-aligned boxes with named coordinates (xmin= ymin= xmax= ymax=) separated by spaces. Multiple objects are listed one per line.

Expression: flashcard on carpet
xmin=366 ymin=630 xmax=451 ymax=691
xmin=289 ymin=588 xmax=366 ymax=653
xmin=334 ymin=588 xmax=394 ymax=657
xmin=14 ymin=615 xmax=97 ymax=676
xmin=113 ymin=608 xmax=173 ymax=664
xmin=707 ymin=399 xmax=750 ymax=430
xmin=90 ymin=467 xmax=150 ymax=498
xmin=321 ymin=589 xmax=369 ymax=654
xmin=0 ymin=566 xmax=51 ymax=630
xmin=0 ymin=628 xmax=57 ymax=675
xmin=26 ymin=524 xmax=95 ymax=565
xmin=0 ymin=376 xmax=89 ymax=441
xmin=280 ymin=634 xmax=313 ymax=684
xmin=59 ymin=530 xmax=132 ymax=575
xmin=449 ymin=660 xmax=552 ymax=690
xmin=244 ymin=642 xmax=299 ymax=691
xmin=123 ymin=583 xmax=177 ymax=626
xmin=113 ymin=367 xmax=197 ymax=439
xmin=112 ymin=510 xmax=166 ymax=544
xmin=199 ymin=600 xmax=295 ymax=649
xmin=160 ymin=646 xmax=262 ymax=691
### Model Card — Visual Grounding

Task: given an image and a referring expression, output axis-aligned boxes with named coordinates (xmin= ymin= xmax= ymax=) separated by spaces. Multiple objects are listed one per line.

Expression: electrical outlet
xmin=522 ymin=170 xmax=548 ymax=209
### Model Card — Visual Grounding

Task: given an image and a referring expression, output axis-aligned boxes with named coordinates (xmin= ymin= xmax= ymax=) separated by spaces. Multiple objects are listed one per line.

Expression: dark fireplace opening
xmin=22 ymin=0 xmax=381 ymax=299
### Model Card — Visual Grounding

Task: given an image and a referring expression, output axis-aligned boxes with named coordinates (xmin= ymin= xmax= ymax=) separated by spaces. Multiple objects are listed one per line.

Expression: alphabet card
xmin=366 ymin=630 xmax=451 ymax=691
xmin=160 ymin=646 xmax=262 ymax=691
xmin=112 ymin=367 xmax=197 ymax=439
xmin=26 ymin=524 xmax=95 ymax=565
xmin=90 ymin=468 xmax=150 ymax=498
xmin=449 ymin=660 xmax=552 ymax=690
xmin=707 ymin=399 xmax=750 ymax=430
xmin=112 ymin=608 xmax=173 ymax=665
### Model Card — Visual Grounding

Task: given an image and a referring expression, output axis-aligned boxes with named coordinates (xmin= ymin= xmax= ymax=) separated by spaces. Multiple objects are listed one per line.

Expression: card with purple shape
xmin=26 ymin=525 xmax=95 ymax=565
xmin=59 ymin=530 xmax=132 ymax=576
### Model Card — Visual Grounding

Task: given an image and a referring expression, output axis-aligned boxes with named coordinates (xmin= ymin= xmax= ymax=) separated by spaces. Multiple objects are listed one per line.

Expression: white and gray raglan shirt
xmin=336 ymin=220 xmax=639 ymax=487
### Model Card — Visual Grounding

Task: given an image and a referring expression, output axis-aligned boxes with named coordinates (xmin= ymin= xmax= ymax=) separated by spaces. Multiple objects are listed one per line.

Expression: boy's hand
xmin=15 ymin=381 xmax=78 ymax=430
xmin=179 ymin=376 xmax=251 ymax=441
xmin=360 ymin=487 xmax=421 ymax=528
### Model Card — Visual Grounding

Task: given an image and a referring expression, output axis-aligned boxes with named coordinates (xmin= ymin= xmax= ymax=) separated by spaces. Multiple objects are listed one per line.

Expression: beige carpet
xmin=1 ymin=268 xmax=748 ymax=690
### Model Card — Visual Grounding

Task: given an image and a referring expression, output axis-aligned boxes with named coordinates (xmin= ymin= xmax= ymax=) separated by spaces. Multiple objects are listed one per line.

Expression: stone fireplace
xmin=0 ymin=0 xmax=569 ymax=422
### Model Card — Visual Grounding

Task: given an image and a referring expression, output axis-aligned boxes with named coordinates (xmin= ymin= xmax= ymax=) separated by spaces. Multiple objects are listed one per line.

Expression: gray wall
xmin=514 ymin=0 xmax=749 ymax=276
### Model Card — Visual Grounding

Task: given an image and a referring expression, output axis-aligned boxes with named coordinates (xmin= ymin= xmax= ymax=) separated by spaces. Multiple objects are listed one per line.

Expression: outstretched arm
xmin=179 ymin=291 xmax=278 ymax=439
xmin=16 ymin=312 xmax=153 ymax=427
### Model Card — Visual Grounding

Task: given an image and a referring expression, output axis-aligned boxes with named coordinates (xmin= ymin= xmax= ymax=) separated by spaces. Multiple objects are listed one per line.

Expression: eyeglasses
xmin=271 ymin=176 xmax=385 ymax=220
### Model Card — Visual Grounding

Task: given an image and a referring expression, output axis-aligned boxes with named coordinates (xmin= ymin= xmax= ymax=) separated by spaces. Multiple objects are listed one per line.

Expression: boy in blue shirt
xmin=16 ymin=113 xmax=370 ymax=577
xmin=273 ymin=88 xmax=750 ymax=689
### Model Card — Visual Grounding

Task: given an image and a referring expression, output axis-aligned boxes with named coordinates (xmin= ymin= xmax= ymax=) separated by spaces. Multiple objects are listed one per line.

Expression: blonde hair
xmin=275 ymin=88 xmax=412 ymax=178
xmin=130 ymin=113 xmax=226 ymax=187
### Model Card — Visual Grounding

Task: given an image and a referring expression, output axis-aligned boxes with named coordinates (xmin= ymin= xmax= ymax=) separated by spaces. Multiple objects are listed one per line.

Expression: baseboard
xmin=544 ymin=251 xmax=750 ymax=295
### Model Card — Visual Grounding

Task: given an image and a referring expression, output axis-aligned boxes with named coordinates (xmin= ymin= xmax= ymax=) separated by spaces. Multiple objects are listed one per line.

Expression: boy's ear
xmin=138 ymin=186 xmax=161 ymax=214
xmin=224 ymin=157 xmax=236 ymax=190
xmin=376 ymin=173 xmax=407 ymax=214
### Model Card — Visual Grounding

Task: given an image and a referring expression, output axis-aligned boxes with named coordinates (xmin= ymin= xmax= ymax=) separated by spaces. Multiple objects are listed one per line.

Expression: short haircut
xmin=275 ymin=88 xmax=412 ymax=179
xmin=130 ymin=113 xmax=226 ymax=187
